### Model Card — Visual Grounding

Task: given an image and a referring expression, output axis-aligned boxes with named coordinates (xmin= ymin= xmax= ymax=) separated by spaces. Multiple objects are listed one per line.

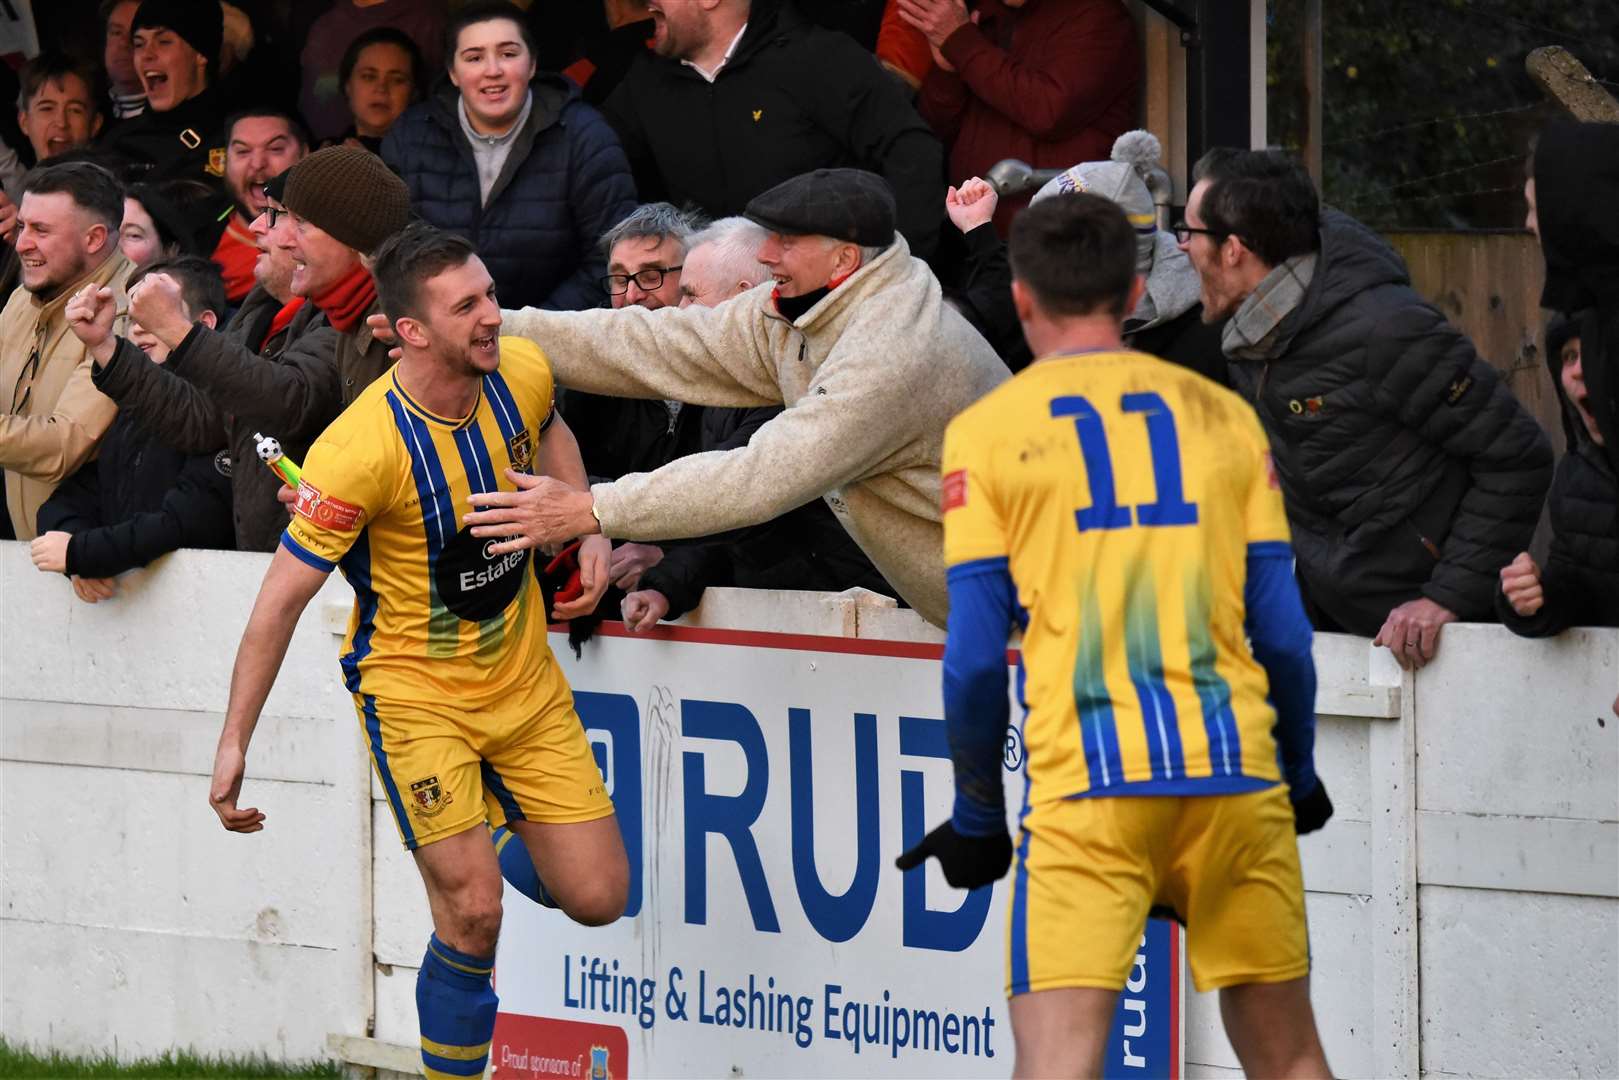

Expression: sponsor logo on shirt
xmin=434 ymin=527 xmax=532 ymax=621
xmin=942 ymin=468 xmax=969 ymax=512
xmin=293 ymin=481 xmax=364 ymax=530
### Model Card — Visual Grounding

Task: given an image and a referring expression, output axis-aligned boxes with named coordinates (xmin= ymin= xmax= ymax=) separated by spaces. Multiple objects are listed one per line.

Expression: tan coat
xmin=0 ymin=250 xmax=133 ymax=539
xmin=502 ymin=237 xmax=1009 ymax=627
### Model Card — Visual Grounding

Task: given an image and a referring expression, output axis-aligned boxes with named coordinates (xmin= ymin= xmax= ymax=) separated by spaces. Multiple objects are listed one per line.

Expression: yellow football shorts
xmin=1006 ymin=784 xmax=1310 ymax=995
xmin=356 ymin=666 xmax=614 ymax=850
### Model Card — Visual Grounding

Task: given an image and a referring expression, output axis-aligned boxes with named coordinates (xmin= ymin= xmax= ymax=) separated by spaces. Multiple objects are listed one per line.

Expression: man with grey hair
xmin=620 ymin=215 xmax=892 ymax=630
xmin=454 ymin=168 xmax=1008 ymax=628
xmin=564 ymin=201 xmax=706 ymax=485
xmin=676 ymin=216 xmax=771 ymax=308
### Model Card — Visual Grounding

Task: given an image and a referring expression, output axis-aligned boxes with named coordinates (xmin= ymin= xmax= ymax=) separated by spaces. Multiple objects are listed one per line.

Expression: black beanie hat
xmin=132 ymin=0 xmax=225 ymax=64
xmin=282 ymin=145 xmax=412 ymax=256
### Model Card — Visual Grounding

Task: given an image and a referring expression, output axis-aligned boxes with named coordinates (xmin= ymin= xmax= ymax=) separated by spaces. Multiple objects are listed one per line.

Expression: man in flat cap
xmin=100 ymin=0 xmax=232 ymax=185
xmin=454 ymin=167 xmax=1008 ymax=628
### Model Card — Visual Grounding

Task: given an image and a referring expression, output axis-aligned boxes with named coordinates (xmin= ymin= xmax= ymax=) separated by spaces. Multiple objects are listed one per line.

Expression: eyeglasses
xmin=600 ymin=266 xmax=682 ymax=295
xmin=1172 ymin=222 xmax=1228 ymax=244
xmin=263 ymin=206 xmax=287 ymax=229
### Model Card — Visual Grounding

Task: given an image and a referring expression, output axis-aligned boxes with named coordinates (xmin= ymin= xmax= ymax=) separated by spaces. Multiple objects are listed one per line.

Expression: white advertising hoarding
xmin=489 ymin=623 xmax=1182 ymax=1079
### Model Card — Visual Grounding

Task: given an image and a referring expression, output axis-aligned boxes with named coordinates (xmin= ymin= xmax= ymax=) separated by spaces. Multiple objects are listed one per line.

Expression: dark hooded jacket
xmin=1535 ymin=118 xmax=1619 ymax=479
xmin=382 ymin=75 xmax=637 ymax=312
xmin=1226 ymin=210 xmax=1553 ymax=634
xmin=601 ymin=0 xmax=945 ymax=258
xmin=1497 ymin=316 xmax=1619 ymax=635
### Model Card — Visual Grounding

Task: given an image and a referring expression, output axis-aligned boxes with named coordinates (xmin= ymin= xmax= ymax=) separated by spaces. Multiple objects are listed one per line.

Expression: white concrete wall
xmin=2 ymin=544 xmax=1615 ymax=1076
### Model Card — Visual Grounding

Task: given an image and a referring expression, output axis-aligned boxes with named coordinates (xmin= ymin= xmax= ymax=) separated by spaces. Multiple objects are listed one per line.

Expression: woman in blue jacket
xmin=383 ymin=1 xmax=637 ymax=311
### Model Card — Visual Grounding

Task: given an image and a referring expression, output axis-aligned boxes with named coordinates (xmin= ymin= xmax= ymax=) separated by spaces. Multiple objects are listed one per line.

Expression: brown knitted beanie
xmin=282 ymin=146 xmax=412 ymax=256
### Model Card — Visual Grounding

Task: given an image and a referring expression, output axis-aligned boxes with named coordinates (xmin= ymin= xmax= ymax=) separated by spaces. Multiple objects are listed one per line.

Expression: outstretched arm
xmin=500 ymin=298 xmax=782 ymax=407
xmin=208 ymin=547 xmax=330 ymax=834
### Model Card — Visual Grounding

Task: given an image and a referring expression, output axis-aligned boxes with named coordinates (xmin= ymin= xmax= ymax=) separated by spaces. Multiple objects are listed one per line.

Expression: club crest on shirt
xmin=409 ymin=776 xmax=453 ymax=817
xmin=294 ymin=481 xmax=364 ymax=530
xmin=508 ymin=427 xmax=533 ymax=471
xmin=207 ymin=147 xmax=227 ymax=177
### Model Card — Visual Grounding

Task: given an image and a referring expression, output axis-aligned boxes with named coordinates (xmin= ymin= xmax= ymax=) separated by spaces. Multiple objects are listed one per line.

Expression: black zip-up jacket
xmin=92 ymin=287 xmax=341 ymax=552
xmin=37 ymin=339 xmax=233 ymax=577
xmin=98 ymin=86 xmax=230 ymax=186
xmin=1227 ymin=211 xmax=1553 ymax=634
xmin=602 ymin=0 xmax=945 ymax=258
xmin=383 ymin=76 xmax=637 ymax=312
xmin=637 ymin=404 xmax=893 ymax=618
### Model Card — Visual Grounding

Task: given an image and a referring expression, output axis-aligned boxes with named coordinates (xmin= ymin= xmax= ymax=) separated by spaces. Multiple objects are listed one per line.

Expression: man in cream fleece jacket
xmin=465 ymin=169 xmax=1007 ymax=627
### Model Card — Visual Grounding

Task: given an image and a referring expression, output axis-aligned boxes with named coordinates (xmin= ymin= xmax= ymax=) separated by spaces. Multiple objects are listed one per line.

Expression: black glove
xmin=1291 ymin=778 xmax=1333 ymax=835
xmin=895 ymin=821 xmax=1013 ymax=890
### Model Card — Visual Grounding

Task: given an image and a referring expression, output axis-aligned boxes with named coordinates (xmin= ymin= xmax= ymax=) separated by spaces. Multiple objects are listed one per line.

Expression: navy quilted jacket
xmin=382 ymin=76 xmax=637 ymax=311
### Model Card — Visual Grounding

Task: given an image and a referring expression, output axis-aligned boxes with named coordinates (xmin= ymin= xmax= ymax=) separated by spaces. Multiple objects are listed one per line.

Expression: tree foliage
xmin=1267 ymin=0 xmax=1619 ymax=229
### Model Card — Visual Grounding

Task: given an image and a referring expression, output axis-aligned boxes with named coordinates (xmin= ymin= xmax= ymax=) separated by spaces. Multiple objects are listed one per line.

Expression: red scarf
xmin=262 ymin=296 xmax=307 ymax=350
xmin=211 ymin=216 xmax=259 ymax=304
xmin=313 ymin=264 xmax=378 ymax=334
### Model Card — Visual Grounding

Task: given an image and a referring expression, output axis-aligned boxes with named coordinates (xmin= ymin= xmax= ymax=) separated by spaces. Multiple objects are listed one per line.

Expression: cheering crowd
xmin=1 ymin=0 xmax=1614 ymax=661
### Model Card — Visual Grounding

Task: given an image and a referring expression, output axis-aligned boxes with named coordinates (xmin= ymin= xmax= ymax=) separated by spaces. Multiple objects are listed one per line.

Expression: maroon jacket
xmin=918 ymin=0 xmax=1141 ymax=234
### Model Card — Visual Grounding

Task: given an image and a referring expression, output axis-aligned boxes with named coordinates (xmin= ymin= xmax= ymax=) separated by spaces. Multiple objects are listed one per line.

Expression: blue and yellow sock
xmin=492 ymin=824 xmax=557 ymax=908
xmin=417 ymin=933 xmax=497 ymax=1079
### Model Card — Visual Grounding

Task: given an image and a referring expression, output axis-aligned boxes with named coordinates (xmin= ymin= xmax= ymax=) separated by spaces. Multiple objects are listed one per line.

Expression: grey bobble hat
xmin=1032 ymin=130 xmax=1162 ymax=272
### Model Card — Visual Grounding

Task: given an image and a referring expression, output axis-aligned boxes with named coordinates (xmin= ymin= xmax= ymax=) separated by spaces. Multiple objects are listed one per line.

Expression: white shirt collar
xmin=682 ymin=22 xmax=748 ymax=83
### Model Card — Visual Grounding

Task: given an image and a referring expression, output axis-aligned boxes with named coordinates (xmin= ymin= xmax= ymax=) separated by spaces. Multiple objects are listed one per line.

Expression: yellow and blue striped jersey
xmin=942 ymin=350 xmax=1292 ymax=803
xmin=281 ymin=337 xmax=558 ymax=710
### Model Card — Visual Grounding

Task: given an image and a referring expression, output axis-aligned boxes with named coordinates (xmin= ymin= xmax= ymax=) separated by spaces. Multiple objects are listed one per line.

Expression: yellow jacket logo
xmin=752 ymin=109 xmax=763 ymax=122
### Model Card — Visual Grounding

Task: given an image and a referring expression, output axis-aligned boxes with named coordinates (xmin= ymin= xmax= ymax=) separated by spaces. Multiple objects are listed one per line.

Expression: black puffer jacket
xmin=36 ymin=339 xmax=234 ymax=577
xmin=1227 ymin=210 xmax=1554 ymax=633
xmin=1498 ymin=316 xmax=1619 ymax=635
xmin=383 ymin=76 xmax=637 ymax=312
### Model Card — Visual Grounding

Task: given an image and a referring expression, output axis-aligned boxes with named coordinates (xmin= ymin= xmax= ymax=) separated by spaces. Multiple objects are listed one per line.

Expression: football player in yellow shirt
xmin=207 ymin=223 xmax=625 ymax=1080
xmin=899 ymin=193 xmax=1333 ymax=1078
